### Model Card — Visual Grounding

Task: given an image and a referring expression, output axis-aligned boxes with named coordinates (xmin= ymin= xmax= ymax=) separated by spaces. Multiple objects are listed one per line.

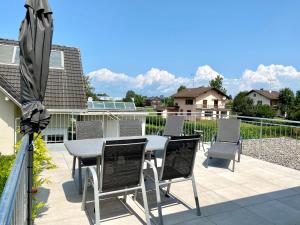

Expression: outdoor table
xmin=64 ymin=135 xmax=168 ymax=193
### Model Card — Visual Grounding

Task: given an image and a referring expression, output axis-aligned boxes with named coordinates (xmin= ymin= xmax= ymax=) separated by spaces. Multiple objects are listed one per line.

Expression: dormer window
xmin=0 ymin=44 xmax=64 ymax=69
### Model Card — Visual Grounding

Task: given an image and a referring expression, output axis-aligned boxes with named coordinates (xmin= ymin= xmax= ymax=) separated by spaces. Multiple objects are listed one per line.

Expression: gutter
xmin=0 ymin=86 xmax=21 ymax=108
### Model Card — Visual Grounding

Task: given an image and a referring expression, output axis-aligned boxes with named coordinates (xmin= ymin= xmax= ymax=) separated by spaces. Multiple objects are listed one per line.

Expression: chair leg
xmin=232 ymin=159 xmax=235 ymax=172
xmin=72 ymin=156 xmax=76 ymax=178
xmin=165 ymin=183 xmax=171 ymax=197
xmin=154 ymin=179 xmax=164 ymax=225
xmin=81 ymin=168 xmax=89 ymax=210
xmin=154 ymin=155 xmax=158 ymax=168
xmin=78 ymin=158 xmax=82 ymax=194
xmin=206 ymin=155 xmax=209 ymax=168
xmin=133 ymin=189 xmax=138 ymax=201
xmin=191 ymin=174 xmax=201 ymax=216
xmin=123 ymin=191 xmax=127 ymax=203
xmin=94 ymin=184 xmax=101 ymax=225
xmin=238 ymin=150 xmax=241 ymax=162
xmin=141 ymin=173 xmax=151 ymax=225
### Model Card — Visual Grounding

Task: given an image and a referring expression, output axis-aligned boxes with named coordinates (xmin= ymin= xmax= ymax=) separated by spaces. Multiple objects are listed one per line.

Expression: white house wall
xmin=195 ymin=91 xmax=226 ymax=108
xmin=248 ymin=92 xmax=271 ymax=105
xmin=0 ymin=91 xmax=19 ymax=154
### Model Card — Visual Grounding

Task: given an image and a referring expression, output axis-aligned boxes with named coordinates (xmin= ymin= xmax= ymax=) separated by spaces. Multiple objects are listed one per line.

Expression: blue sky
xmin=1 ymin=0 xmax=300 ymax=97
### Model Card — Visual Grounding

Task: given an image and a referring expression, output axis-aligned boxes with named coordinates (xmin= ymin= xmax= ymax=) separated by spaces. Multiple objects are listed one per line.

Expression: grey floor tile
xmin=278 ymin=194 xmax=300 ymax=211
xmin=206 ymin=208 xmax=273 ymax=225
xmin=247 ymin=200 xmax=300 ymax=225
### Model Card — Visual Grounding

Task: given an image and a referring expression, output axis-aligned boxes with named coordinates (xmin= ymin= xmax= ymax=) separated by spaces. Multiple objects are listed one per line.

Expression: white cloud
xmin=87 ymin=64 xmax=300 ymax=97
xmin=195 ymin=65 xmax=223 ymax=81
xmin=239 ymin=64 xmax=300 ymax=91
xmin=87 ymin=68 xmax=189 ymax=96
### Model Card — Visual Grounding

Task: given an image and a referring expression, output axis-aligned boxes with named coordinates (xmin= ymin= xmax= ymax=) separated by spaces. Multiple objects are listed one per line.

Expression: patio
xmin=34 ymin=143 xmax=300 ymax=225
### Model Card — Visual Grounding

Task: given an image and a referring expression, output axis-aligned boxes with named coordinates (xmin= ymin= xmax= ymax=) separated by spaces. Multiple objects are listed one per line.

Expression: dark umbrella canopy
xmin=19 ymin=0 xmax=53 ymax=134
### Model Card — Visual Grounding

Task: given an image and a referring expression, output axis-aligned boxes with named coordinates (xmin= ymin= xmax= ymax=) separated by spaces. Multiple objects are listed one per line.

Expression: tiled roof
xmin=0 ymin=38 xmax=87 ymax=110
xmin=248 ymin=89 xmax=279 ymax=100
xmin=172 ymin=86 xmax=228 ymax=98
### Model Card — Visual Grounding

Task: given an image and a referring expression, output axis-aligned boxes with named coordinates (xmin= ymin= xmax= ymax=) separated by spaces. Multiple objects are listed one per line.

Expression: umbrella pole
xmin=27 ymin=132 xmax=34 ymax=225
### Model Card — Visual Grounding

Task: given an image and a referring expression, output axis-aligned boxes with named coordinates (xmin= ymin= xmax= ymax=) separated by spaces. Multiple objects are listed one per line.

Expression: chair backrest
xmin=100 ymin=138 xmax=147 ymax=192
xmin=119 ymin=120 xmax=142 ymax=137
xmin=76 ymin=121 xmax=103 ymax=140
xmin=216 ymin=119 xmax=241 ymax=143
xmin=163 ymin=116 xmax=185 ymax=136
xmin=160 ymin=135 xmax=200 ymax=181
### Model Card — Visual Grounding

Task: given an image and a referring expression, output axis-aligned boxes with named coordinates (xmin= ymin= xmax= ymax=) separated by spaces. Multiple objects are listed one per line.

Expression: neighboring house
xmin=247 ymin=89 xmax=279 ymax=107
xmin=144 ymin=97 xmax=162 ymax=108
xmin=172 ymin=86 xmax=230 ymax=118
xmin=0 ymin=38 xmax=86 ymax=154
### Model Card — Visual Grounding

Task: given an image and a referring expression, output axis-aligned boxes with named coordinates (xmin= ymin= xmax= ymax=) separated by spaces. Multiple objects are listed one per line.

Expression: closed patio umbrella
xmin=19 ymin=0 xmax=53 ymax=224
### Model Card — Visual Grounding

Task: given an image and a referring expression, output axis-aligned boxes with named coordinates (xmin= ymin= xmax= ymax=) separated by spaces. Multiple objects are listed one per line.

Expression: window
xmin=253 ymin=93 xmax=256 ymax=97
xmin=0 ymin=45 xmax=16 ymax=64
xmin=257 ymin=100 xmax=262 ymax=105
xmin=0 ymin=44 xmax=64 ymax=69
xmin=214 ymin=100 xmax=218 ymax=108
xmin=187 ymin=110 xmax=191 ymax=116
xmin=46 ymin=135 xmax=64 ymax=143
xmin=203 ymin=100 xmax=208 ymax=108
xmin=49 ymin=50 xmax=64 ymax=69
xmin=185 ymin=99 xmax=193 ymax=105
xmin=205 ymin=111 xmax=213 ymax=117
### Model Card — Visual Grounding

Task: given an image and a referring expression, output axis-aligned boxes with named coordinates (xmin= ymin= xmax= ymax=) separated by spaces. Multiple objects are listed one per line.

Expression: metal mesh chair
xmin=207 ymin=119 xmax=241 ymax=172
xmin=152 ymin=116 xmax=185 ymax=166
xmin=72 ymin=121 xmax=103 ymax=193
xmin=82 ymin=138 xmax=151 ymax=225
xmin=119 ymin=120 xmax=142 ymax=137
xmin=162 ymin=116 xmax=185 ymax=136
xmin=144 ymin=135 xmax=201 ymax=225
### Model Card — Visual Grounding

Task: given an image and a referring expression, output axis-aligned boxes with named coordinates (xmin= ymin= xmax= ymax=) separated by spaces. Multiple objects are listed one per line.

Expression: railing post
xmin=259 ymin=121 xmax=263 ymax=159
xmin=27 ymin=133 xmax=34 ymax=225
xmin=71 ymin=112 xmax=74 ymax=141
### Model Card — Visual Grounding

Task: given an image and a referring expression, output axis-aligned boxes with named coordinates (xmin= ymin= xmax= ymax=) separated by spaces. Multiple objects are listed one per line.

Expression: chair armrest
xmin=144 ymin=160 xmax=160 ymax=182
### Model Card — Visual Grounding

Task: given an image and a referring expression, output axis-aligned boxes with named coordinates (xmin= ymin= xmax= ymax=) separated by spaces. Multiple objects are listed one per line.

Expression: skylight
xmin=0 ymin=44 xmax=64 ymax=69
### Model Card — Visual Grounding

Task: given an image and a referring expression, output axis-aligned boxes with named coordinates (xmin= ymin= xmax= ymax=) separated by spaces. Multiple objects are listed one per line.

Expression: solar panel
xmin=87 ymin=101 xmax=136 ymax=110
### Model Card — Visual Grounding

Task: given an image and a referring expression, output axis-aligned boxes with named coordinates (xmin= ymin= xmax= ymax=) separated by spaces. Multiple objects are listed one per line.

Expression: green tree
xmin=123 ymin=90 xmax=136 ymax=102
xmin=83 ymin=76 xmax=97 ymax=100
xmin=163 ymin=96 xmax=174 ymax=107
xmin=123 ymin=90 xmax=145 ymax=107
xmin=134 ymin=95 xmax=145 ymax=107
xmin=279 ymin=88 xmax=295 ymax=116
xmin=209 ymin=75 xmax=227 ymax=94
xmin=177 ymin=85 xmax=186 ymax=92
xmin=254 ymin=105 xmax=276 ymax=118
xmin=232 ymin=92 xmax=255 ymax=116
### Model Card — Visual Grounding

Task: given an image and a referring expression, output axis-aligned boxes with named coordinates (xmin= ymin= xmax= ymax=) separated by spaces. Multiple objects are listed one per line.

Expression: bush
xmin=254 ymin=105 xmax=276 ymax=118
xmin=0 ymin=154 xmax=15 ymax=196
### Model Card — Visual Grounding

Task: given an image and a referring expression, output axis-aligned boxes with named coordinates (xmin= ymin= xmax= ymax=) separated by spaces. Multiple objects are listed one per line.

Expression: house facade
xmin=172 ymin=87 xmax=230 ymax=118
xmin=247 ymin=89 xmax=279 ymax=107
xmin=0 ymin=38 xmax=86 ymax=154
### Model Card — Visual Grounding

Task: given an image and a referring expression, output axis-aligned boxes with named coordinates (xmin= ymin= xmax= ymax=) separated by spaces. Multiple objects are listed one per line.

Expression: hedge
xmin=0 ymin=154 xmax=15 ymax=196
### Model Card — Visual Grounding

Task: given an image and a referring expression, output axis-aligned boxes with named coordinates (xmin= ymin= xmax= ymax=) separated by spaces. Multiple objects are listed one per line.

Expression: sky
xmin=1 ymin=0 xmax=300 ymax=97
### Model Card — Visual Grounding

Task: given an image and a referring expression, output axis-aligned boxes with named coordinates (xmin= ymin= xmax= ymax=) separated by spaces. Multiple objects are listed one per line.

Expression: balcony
xmin=1 ymin=112 xmax=300 ymax=225
xmin=196 ymin=104 xmax=227 ymax=110
xmin=34 ymin=142 xmax=300 ymax=225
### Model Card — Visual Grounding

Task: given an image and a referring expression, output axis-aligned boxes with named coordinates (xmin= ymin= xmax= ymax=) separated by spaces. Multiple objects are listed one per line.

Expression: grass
xmin=145 ymin=116 xmax=300 ymax=142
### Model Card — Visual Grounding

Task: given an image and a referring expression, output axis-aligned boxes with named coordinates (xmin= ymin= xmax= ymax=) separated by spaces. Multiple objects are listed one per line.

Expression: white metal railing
xmin=0 ymin=134 xmax=29 ymax=225
xmin=41 ymin=111 xmax=300 ymax=149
